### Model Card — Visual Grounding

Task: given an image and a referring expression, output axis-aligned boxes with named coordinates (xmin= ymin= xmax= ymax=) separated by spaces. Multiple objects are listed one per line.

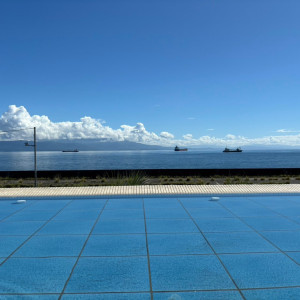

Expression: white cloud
xmin=0 ymin=105 xmax=171 ymax=145
xmin=225 ymin=134 xmax=236 ymax=140
xmin=183 ymin=134 xmax=193 ymax=140
xmin=207 ymin=128 xmax=214 ymax=131
xmin=2 ymin=105 xmax=300 ymax=147
xmin=276 ymin=129 xmax=300 ymax=133
xmin=119 ymin=123 xmax=162 ymax=144
xmin=160 ymin=132 xmax=174 ymax=139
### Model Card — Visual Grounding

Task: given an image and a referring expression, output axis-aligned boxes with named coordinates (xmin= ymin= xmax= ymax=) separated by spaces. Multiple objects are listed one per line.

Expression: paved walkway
xmin=1 ymin=184 xmax=300 ymax=198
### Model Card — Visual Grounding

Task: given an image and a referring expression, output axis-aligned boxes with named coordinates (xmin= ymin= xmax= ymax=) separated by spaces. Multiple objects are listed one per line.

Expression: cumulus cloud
xmin=0 ymin=105 xmax=173 ymax=145
xmin=183 ymin=134 xmax=193 ymax=140
xmin=160 ymin=132 xmax=174 ymax=139
xmin=0 ymin=105 xmax=122 ymax=141
xmin=2 ymin=105 xmax=300 ymax=147
xmin=225 ymin=134 xmax=236 ymax=140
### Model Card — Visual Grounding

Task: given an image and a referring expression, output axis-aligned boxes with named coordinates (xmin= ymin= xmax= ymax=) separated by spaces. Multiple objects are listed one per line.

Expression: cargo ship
xmin=174 ymin=146 xmax=188 ymax=151
xmin=62 ymin=149 xmax=79 ymax=152
xmin=223 ymin=147 xmax=242 ymax=152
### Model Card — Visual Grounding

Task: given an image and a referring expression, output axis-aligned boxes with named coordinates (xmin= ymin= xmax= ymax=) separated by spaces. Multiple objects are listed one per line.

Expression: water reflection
xmin=0 ymin=150 xmax=300 ymax=171
xmin=0 ymin=152 xmax=34 ymax=171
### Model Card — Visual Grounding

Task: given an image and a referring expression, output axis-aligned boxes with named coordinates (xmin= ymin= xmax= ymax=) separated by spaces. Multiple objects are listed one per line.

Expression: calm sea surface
xmin=1 ymin=150 xmax=300 ymax=171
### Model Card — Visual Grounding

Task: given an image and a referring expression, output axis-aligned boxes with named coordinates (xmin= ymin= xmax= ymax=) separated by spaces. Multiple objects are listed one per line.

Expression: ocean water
xmin=0 ymin=150 xmax=300 ymax=171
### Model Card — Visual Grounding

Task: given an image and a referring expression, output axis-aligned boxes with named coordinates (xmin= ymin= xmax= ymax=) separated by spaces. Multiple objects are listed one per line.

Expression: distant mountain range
xmin=0 ymin=139 xmax=171 ymax=151
xmin=1 ymin=139 xmax=299 ymax=152
xmin=189 ymin=145 xmax=300 ymax=151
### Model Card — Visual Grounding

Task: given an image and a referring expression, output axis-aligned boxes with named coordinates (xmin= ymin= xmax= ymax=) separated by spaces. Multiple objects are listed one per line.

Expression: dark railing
xmin=1 ymin=168 xmax=300 ymax=179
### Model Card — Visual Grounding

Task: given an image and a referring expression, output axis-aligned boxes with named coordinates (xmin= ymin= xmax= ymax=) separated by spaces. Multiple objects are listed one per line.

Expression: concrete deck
xmin=1 ymin=184 xmax=300 ymax=198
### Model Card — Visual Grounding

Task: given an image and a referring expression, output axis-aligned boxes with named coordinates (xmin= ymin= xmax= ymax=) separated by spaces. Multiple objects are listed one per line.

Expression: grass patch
xmin=1 ymin=173 xmax=300 ymax=187
xmin=109 ymin=171 xmax=148 ymax=186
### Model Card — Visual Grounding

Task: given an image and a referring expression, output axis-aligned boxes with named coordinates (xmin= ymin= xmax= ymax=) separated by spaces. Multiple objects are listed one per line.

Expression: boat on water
xmin=62 ymin=149 xmax=79 ymax=152
xmin=223 ymin=147 xmax=242 ymax=153
xmin=174 ymin=146 xmax=188 ymax=151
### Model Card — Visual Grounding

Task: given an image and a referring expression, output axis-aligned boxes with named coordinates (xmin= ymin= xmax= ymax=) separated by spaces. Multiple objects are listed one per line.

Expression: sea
xmin=1 ymin=150 xmax=300 ymax=171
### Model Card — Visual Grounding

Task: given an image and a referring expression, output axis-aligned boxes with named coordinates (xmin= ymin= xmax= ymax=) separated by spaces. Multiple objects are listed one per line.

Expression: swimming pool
xmin=1 ymin=194 xmax=300 ymax=299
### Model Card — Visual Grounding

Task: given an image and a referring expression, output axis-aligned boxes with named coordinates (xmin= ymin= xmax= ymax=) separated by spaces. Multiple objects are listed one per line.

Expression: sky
xmin=1 ymin=0 xmax=300 ymax=147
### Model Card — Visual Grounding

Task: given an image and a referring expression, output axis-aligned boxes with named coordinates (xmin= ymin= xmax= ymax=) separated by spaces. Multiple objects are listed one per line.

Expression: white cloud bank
xmin=1 ymin=105 xmax=300 ymax=147
xmin=0 ymin=105 xmax=173 ymax=145
xmin=276 ymin=129 xmax=300 ymax=133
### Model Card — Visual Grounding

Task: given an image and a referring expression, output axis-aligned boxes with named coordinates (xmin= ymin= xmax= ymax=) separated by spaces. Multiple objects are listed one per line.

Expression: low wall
xmin=0 ymin=168 xmax=300 ymax=178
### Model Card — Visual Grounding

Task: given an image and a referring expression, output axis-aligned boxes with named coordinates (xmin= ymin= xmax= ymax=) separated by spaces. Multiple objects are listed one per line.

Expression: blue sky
xmin=1 ymin=0 xmax=300 ymax=146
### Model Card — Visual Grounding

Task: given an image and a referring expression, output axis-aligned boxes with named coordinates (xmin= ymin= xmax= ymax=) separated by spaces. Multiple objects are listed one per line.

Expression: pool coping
xmin=1 ymin=184 xmax=300 ymax=198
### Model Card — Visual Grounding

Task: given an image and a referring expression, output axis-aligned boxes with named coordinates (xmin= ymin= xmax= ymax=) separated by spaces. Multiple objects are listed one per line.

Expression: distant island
xmin=0 ymin=139 xmax=170 ymax=152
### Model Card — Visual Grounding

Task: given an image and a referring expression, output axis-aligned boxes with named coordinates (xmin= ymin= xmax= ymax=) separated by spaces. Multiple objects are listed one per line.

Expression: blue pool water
xmin=2 ymin=149 xmax=300 ymax=170
xmin=1 ymin=194 xmax=300 ymax=299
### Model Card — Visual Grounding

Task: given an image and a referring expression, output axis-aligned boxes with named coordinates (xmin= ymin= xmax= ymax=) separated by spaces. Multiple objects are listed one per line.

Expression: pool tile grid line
xmin=2 ymin=287 xmax=300 ymax=299
xmin=0 ymin=200 xmax=74 ymax=267
xmin=3 ymin=287 xmax=300 ymax=299
xmin=0 ymin=293 xmax=61 ymax=298
xmin=1 ymin=197 xmax=300 ymax=288
xmin=58 ymin=198 xmax=109 ymax=300
xmin=143 ymin=199 xmax=154 ymax=300
xmin=247 ymin=196 xmax=300 ymax=228
xmin=225 ymin=195 xmax=300 ymax=230
xmin=8 ymin=250 xmax=291 ymax=259
xmin=2 ymin=286 xmax=300 ymax=297
xmin=177 ymin=199 xmax=246 ymax=300
xmin=216 ymin=200 xmax=300 ymax=268
xmin=219 ymin=252 xmax=300 ymax=290
xmin=2 ymin=196 xmax=300 ymax=298
xmin=2 ymin=184 xmax=300 ymax=198
xmin=0 ymin=200 xmax=37 ymax=222
xmin=0 ymin=292 xmax=151 ymax=299
xmin=240 ymin=286 xmax=300 ymax=300
xmin=26 ymin=228 xmax=284 ymax=237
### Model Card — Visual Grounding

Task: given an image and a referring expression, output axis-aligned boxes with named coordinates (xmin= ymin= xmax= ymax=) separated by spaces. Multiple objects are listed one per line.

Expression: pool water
xmin=1 ymin=194 xmax=300 ymax=299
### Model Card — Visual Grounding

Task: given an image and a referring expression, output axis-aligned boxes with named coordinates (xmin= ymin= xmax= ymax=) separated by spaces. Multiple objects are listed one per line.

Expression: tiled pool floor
xmin=1 ymin=194 xmax=300 ymax=299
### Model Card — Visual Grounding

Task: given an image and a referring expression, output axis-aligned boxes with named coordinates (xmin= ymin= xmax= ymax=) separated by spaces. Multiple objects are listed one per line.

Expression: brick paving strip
xmin=1 ymin=184 xmax=300 ymax=198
